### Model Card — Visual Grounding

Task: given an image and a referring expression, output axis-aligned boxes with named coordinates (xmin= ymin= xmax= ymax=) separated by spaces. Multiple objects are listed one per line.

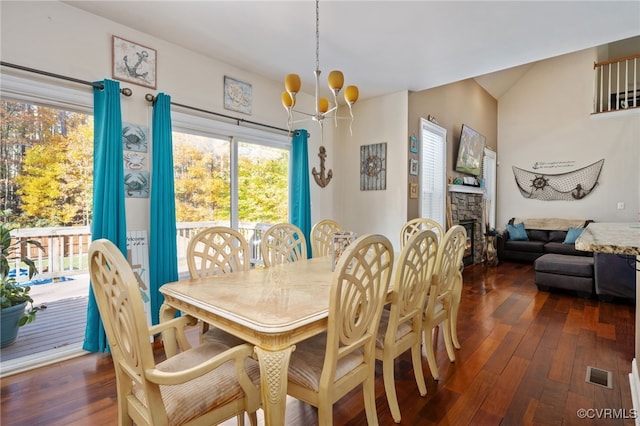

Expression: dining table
xmin=159 ymin=255 xmax=338 ymax=426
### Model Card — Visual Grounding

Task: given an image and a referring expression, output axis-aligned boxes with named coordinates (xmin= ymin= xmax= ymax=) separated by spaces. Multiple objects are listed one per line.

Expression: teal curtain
xmin=289 ymin=129 xmax=311 ymax=256
xmin=149 ymin=93 xmax=178 ymax=325
xmin=83 ymin=79 xmax=127 ymax=353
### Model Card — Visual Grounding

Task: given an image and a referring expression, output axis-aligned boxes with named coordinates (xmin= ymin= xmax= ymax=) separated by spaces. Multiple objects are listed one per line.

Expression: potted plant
xmin=0 ymin=223 xmax=45 ymax=348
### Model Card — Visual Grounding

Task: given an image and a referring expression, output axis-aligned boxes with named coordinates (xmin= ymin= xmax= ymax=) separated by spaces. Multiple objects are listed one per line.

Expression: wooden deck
xmin=0 ymin=296 xmax=88 ymax=362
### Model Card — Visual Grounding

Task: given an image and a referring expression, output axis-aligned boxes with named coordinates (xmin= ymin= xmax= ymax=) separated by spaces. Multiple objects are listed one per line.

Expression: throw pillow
xmin=563 ymin=227 xmax=584 ymax=244
xmin=506 ymin=222 xmax=528 ymax=241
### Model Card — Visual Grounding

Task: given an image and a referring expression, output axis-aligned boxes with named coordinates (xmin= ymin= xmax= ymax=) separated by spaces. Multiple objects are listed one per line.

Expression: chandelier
xmin=281 ymin=0 xmax=359 ymax=133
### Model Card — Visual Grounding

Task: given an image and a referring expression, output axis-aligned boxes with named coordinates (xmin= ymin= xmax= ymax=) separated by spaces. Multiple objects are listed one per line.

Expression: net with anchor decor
xmin=512 ymin=158 xmax=604 ymax=201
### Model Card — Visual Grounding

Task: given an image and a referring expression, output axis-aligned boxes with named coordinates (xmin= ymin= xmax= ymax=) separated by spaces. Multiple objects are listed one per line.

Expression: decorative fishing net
xmin=512 ymin=159 xmax=604 ymax=201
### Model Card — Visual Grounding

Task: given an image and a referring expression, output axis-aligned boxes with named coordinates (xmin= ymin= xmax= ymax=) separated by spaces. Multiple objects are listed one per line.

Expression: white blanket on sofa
xmin=513 ymin=218 xmax=587 ymax=231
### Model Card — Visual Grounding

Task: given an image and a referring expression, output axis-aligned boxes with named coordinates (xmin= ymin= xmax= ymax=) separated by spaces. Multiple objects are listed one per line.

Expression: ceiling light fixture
xmin=281 ymin=0 xmax=359 ymax=134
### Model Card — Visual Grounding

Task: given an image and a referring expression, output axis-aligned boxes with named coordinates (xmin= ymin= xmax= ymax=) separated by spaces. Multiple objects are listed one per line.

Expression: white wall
xmin=497 ymin=47 xmax=640 ymax=228
xmin=334 ymin=91 xmax=409 ymax=249
xmin=0 ymin=1 xmax=335 ymax=231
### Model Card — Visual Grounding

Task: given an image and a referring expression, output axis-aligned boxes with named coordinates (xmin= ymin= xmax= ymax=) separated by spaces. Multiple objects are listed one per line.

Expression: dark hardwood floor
xmin=1 ymin=261 xmax=636 ymax=425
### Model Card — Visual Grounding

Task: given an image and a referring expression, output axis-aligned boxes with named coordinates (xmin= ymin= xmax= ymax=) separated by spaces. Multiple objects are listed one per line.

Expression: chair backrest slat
xmin=187 ymin=226 xmax=250 ymax=279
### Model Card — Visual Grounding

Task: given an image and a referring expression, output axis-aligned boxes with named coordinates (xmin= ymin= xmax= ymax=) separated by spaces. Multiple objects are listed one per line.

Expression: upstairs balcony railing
xmin=593 ymin=53 xmax=640 ymax=114
xmin=8 ymin=221 xmax=273 ymax=283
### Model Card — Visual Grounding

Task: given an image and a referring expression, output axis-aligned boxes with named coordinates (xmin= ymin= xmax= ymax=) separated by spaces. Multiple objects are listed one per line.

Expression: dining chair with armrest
xmin=187 ymin=226 xmax=250 ymax=346
xmin=286 ymin=234 xmax=394 ymax=426
xmin=375 ymin=229 xmax=439 ymax=423
xmin=310 ymin=219 xmax=343 ymax=258
xmin=423 ymin=224 xmax=467 ymax=380
xmin=89 ymin=238 xmax=260 ymax=426
xmin=260 ymin=223 xmax=307 ymax=267
xmin=400 ymin=217 xmax=445 ymax=248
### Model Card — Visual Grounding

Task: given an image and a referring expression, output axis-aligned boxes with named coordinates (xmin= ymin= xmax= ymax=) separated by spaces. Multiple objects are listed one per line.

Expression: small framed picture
xmin=410 ymin=159 xmax=419 ymax=176
xmin=409 ymin=135 xmax=418 ymax=153
xmin=112 ymin=36 xmax=157 ymax=89
xmin=224 ymin=76 xmax=252 ymax=115
xmin=410 ymin=183 xmax=418 ymax=199
xmin=122 ymin=122 xmax=148 ymax=152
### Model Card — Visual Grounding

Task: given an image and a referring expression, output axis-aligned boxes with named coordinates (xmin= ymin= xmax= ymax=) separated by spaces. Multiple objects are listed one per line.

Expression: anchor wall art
xmin=112 ymin=36 xmax=157 ymax=89
xmin=512 ymin=159 xmax=604 ymax=200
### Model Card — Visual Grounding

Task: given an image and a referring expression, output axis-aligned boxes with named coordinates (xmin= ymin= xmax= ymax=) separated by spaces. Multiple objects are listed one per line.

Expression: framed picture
xmin=122 ymin=122 xmax=148 ymax=152
xmin=409 ymin=182 xmax=418 ymax=199
xmin=112 ymin=36 xmax=157 ymax=89
xmin=124 ymin=171 xmax=150 ymax=198
xmin=409 ymin=135 xmax=418 ymax=153
xmin=224 ymin=76 xmax=252 ymax=115
xmin=410 ymin=158 xmax=419 ymax=176
xmin=360 ymin=142 xmax=387 ymax=191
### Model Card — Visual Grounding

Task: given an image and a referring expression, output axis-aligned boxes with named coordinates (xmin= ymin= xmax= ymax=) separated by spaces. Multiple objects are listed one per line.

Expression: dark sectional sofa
xmin=497 ymin=218 xmax=592 ymax=262
xmin=497 ymin=218 xmax=635 ymax=301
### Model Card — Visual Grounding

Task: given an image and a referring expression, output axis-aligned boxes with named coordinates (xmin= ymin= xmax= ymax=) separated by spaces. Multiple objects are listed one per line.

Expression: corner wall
xmin=408 ymin=79 xmax=498 ymax=220
xmin=497 ymin=47 xmax=640 ymax=227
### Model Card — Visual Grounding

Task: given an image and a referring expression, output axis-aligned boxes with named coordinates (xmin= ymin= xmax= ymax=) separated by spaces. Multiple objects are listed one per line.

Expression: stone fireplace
xmin=448 ymin=185 xmax=484 ymax=265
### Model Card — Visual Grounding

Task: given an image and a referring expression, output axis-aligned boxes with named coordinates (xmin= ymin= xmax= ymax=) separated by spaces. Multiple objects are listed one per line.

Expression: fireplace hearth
xmin=459 ymin=220 xmax=475 ymax=266
xmin=448 ymin=187 xmax=484 ymax=265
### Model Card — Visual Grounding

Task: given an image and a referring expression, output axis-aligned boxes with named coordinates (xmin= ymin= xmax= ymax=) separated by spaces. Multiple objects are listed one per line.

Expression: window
xmin=171 ymin=111 xmax=290 ymax=271
xmin=482 ymin=148 xmax=497 ymax=229
xmin=419 ymin=118 xmax=447 ymax=227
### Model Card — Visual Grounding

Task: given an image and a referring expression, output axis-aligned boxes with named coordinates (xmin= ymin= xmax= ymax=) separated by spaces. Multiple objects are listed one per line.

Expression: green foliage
xmin=173 ymin=138 xmax=288 ymax=224
xmin=0 ymin=223 xmax=45 ymax=326
xmin=1 ymin=101 xmax=93 ymax=227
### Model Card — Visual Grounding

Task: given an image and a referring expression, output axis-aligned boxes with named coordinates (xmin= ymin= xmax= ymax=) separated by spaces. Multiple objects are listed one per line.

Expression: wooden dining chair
xmin=88 ymin=238 xmax=260 ymax=426
xmin=260 ymin=223 xmax=307 ymax=267
xmin=400 ymin=217 xmax=445 ymax=247
xmin=187 ymin=226 xmax=250 ymax=346
xmin=447 ymin=226 xmax=468 ymax=350
xmin=286 ymin=234 xmax=394 ymax=426
xmin=375 ymin=229 xmax=439 ymax=423
xmin=423 ymin=224 xmax=467 ymax=380
xmin=187 ymin=226 xmax=250 ymax=278
xmin=310 ymin=219 xmax=343 ymax=258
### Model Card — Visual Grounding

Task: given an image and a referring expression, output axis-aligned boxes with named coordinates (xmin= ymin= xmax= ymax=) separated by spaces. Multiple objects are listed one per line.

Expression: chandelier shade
xmin=281 ymin=0 xmax=359 ymax=133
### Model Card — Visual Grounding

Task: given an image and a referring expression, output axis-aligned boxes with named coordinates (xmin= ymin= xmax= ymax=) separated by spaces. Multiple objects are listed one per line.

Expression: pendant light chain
xmin=315 ymin=0 xmax=320 ymax=73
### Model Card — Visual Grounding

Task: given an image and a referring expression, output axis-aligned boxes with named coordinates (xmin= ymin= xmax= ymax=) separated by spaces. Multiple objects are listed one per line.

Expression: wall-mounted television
xmin=455 ymin=124 xmax=486 ymax=176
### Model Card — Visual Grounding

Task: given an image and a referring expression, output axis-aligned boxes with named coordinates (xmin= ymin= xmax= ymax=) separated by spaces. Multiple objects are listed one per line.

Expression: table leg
xmin=254 ymin=345 xmax=295 ymax=426
xmin=159 ymin=303 xmax=179 ymax=357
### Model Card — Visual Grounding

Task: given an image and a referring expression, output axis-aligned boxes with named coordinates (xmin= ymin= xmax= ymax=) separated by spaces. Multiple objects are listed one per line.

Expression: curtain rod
xmin=145 ymin=93 xmax=291 ymax=135
xmin=1 ymin=61 xmax=133 ymax=97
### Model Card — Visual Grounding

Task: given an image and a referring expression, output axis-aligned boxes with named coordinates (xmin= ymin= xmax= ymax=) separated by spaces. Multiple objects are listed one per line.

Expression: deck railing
xmin=593 ymin=53 xmax=640 ymax=113
xmin=9 ymin=221 xmax=273 ymax=283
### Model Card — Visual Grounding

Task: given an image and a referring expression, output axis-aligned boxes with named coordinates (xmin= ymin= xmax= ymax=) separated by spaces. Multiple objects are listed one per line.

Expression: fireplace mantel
xmin=448 ymin=184 xmax=485 ymax=194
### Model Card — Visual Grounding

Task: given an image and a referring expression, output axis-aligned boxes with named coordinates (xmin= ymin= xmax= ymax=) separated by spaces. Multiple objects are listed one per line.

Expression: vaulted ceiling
xmin=64 ymin=1 xmax=640 ymax=100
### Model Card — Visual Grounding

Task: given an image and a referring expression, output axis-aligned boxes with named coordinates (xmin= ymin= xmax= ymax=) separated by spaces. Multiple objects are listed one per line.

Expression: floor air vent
xmin=585 ymin=366 xmax=613 ymax=389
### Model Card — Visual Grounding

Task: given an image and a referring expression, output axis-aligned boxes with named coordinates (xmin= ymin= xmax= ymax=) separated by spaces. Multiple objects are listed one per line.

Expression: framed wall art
xmin=410 ymin=182 xmax=418 ymax=199
xmin=122 ymin=122 xmax=148 ymax=152
xmin=409 ymin=135 xmax=418 ymax=153
xmin=224 ymin=76 xmax=252 ymax=115
xmin=112 ymin=36 xmax=157 ymax=89
xmin=410 ymin=158 xmax=419 ymax=176
xmin=360 ymin=142 xmax=387 ymax=191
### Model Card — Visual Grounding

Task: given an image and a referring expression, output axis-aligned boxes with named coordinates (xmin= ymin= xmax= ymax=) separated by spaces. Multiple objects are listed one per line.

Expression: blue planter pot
xmin=1 ymin=302 xmax=27 ymax=348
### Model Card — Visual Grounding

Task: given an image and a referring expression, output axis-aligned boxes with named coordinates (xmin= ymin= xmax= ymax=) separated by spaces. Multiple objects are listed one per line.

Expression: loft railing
xmin=8 ymin=221 xmax=273 ymax=283
xmin=593 ymin=53 xmax=640 ymax=114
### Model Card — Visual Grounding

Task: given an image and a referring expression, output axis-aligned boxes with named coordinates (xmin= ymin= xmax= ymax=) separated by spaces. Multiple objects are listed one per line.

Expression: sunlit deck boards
xmin=0 ymin=296 xmax=87 ymax=362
